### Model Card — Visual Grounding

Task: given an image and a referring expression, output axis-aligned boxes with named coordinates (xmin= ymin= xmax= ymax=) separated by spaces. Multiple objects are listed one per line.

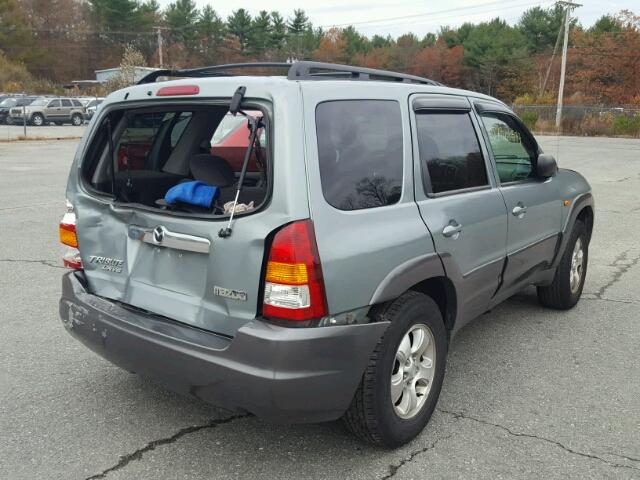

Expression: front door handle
xmin=443 ymin=221 xmax=463 ymax=238
xmin=512 ymin=204 xmax=527 ymax=217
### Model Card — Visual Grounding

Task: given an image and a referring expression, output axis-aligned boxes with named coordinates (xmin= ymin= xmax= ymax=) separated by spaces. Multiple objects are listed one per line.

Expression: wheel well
xmin=410 ymin=276 xmax=457 ymax=331
xmin=576 ymin=206 xmax=594 ymax=241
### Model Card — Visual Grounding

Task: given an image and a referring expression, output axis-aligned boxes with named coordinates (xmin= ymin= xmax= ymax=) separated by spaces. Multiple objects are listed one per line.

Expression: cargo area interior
xmin=82 ymin=104 xmax=269 ymax=216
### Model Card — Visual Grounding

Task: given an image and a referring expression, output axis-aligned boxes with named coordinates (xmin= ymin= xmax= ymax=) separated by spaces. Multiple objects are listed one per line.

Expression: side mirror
xmin=536 ymin=153 xmax=557 ymax=178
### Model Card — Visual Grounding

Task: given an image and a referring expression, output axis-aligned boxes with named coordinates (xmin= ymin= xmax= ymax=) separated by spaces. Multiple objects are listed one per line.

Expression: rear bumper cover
xmin=60 ymin=272 xmax=388 ymax=423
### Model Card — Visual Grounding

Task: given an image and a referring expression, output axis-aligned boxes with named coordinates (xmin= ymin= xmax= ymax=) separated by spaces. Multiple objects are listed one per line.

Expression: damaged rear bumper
xmin=59 ymin=271 xmax=388 ymax=423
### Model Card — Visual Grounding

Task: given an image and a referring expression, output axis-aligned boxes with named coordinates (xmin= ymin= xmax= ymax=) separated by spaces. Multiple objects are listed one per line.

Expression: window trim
xmin=474 ymin=105 xmax=542 ymax=187
xmin=413 ymin=109 xmax=493 ymax=198
xmin=314 ymin=99 xmax=405 ymax=212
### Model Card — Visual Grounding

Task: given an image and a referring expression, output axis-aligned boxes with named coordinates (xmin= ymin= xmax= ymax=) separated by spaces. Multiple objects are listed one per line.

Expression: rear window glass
xmin=416 ymin=112 xmax=488 ymax=194
xmin=315 ymin=100 xmax=403 ymax=210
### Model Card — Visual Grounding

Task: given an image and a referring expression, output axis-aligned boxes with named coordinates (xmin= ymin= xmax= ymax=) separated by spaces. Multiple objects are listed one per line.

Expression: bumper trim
xmin=60 ymin=272 xmax=388 ymax=423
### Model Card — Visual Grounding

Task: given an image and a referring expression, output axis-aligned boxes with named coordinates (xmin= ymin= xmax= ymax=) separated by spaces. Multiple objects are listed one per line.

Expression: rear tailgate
xmin=73 ymin=200 xmax=288 ymax=337
xmin=67 ymin=79 xmax=308 ymax=337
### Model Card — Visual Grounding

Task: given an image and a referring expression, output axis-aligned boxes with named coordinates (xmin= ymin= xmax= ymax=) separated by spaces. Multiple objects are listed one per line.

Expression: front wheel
xmin=342 ymin=291 xmax=447 ymax=447
xmin=31 ymin=113 xmax=44 ymax=126
xmin=538 ymin=220 xmax=588 ymax=309
xmin=71 ymin=114 xmax=83 ymax=126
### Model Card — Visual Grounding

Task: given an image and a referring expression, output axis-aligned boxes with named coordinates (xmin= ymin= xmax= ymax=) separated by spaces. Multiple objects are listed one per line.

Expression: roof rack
xmin=137 ymin=61 xmax=441 ymax=86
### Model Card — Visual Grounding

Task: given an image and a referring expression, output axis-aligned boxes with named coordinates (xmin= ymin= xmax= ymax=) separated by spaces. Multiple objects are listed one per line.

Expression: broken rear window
xmin=82 ymin=105 xmax=269 ymax=216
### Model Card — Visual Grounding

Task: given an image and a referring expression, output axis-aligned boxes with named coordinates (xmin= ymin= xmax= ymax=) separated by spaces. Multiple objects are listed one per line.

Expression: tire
xmin=31 ymin=113 xmax=44 ymax=126
xmin=537 ymin=220 xmax=588 ymax=309
xmin=343 ymin=291 xmax=447 ymax=447
xmin=71 ymin=114 xmax=83 ymax=126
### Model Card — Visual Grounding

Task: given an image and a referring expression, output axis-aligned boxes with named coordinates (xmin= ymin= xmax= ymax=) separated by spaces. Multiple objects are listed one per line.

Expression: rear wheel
xmin=343 ymin=291 xmax=447 ymax=447
xmin=71 ymin=113 xmax=83 ymax=126
xmin=538 ymin=220 xmax=588 ymax=309
xmin=31 ymin=113 xmax=44 ymax=126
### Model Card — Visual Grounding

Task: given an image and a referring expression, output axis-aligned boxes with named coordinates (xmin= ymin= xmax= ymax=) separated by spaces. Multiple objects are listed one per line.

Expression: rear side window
xmin=61 ymin=99 xmax=72 ymax=107
xmin=316 ymin=100 xmax=403 ymax=210
xmin=415 ymin=112 xmax=488 ymax=194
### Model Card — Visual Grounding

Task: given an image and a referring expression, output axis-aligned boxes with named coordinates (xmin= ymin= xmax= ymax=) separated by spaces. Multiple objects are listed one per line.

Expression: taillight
xmin=60 ymin=200 xmax=82 ymax=270
xmin=263 ymin=220 xmax=328 ymax=321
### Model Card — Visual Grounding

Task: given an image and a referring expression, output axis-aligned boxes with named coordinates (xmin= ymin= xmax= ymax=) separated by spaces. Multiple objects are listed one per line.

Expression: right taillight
xmin=263 ymin=220 xmax=328 ymax=322
xmin=60 ymin=200 xmax=82 ymax=270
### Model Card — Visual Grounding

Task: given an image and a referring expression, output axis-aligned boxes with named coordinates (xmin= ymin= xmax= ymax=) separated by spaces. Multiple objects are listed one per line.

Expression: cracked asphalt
xmin=1 ymin=136 xmax=639 ymax=479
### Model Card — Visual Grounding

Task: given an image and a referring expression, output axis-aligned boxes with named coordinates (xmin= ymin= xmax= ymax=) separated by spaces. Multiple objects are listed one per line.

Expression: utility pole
xmin=154 ymin=26 xmax=168 ymax=68
xmin=555 ymin=1 xmax=581 ymax=129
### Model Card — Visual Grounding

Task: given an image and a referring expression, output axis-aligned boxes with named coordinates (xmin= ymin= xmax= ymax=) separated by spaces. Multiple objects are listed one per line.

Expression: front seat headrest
xmin=190 ymin=154 xmax=236 ymax=188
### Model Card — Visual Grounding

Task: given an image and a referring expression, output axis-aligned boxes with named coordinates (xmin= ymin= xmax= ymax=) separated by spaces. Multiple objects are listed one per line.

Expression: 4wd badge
xmin=213 ymin=286 xmax=247 ymax=302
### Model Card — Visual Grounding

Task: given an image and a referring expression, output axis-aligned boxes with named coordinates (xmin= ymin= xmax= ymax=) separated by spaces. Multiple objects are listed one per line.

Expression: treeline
xmin=0 ymin=0 xmax=639 ymax=104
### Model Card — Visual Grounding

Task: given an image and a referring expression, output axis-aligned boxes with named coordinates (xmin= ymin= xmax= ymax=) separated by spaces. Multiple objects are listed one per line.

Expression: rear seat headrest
xmin=190 ymin=154 xmax=236 ymax=188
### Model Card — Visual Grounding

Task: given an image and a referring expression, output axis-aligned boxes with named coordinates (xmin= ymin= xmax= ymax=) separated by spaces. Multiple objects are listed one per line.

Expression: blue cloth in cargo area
xmin=165 ymin=181 xmax=220 ymax=209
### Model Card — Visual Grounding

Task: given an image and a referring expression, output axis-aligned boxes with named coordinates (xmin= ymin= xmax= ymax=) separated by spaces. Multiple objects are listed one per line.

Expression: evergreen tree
xmin=197 ymin=5 xmax=225 ymax=62
xmin=166 ymin=0 xmax=199 ymax=53
xmin=270 ymin=11 xmax=287 ymax=52
xmin=517 ymin=5 xmax=567 ymax=53
xmin=227 ymin=8 xmax=252 ymax=53
xmin=250 ymin=11 xmax=272 ymax=57
xmin=90 ymin=0 xmax=140 ymax=32
xmin=287 ymin=9 xmax=309 ymax=35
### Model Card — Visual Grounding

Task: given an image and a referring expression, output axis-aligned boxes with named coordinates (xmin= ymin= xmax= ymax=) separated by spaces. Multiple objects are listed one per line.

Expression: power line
xmin=321 ymin=0 xmax=542 ymax=28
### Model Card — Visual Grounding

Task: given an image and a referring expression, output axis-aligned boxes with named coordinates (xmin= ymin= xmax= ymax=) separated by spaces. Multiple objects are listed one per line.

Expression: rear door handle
xmin=512 ymin=204 xmax=527 ymax=217
xmin=443 ymin=222 xmax=463 ymax=238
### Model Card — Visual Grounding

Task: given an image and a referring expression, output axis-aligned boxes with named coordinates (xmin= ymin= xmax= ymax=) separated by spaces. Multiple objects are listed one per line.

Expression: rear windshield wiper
xmin=219 ymin=87 xmax=263 ymax=238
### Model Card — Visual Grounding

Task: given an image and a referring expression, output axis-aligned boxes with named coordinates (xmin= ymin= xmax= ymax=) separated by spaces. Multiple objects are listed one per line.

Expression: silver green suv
xmin=59 ymin=62 xmax=594 ymax=447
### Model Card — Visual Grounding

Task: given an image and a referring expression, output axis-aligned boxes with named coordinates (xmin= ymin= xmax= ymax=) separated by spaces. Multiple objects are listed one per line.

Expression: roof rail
xmin=137 ymin=63 xmax=293 ymax=84
xmin=137 ymin=61 xmax=441 ymax=86
xmin=287 ymin=61 xmax=440 ymax=86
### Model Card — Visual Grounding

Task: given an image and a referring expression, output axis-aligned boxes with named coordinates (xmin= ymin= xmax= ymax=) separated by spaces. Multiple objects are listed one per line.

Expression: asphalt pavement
xmin=1 ymin=136 xmax=639 ymax=479
xmin=0 ymin=123 xmax=84 ymax=141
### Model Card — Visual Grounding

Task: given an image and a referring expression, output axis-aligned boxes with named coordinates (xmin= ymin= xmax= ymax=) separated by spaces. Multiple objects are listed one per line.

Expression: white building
xmin=95 ymin=67 xmax=159 ymax=84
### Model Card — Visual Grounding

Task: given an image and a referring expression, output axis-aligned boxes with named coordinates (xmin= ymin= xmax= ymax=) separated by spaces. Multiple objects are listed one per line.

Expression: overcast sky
xmin=156 ymin=0 xmax=637 ymax=38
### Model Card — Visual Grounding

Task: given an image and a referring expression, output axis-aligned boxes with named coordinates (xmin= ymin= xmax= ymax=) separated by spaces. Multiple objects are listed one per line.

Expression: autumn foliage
xmin=0 ymin=1 xmax=638 ymax=106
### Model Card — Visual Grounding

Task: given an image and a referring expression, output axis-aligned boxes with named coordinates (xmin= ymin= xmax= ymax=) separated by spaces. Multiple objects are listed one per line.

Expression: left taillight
xmin=262 ymin=220 xmax=328 ymax=322
xmin=60 ymin=200 xmax=82 ymax=270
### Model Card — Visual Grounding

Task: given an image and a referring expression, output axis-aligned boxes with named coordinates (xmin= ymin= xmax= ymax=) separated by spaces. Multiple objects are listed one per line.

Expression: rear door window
xmin=315 ymin=100 xmax=403 ymax=210
xmin=415 ymin=112 xmax=488 ymax=194
xmin=61 ymin=99 xmax=73 ymax=107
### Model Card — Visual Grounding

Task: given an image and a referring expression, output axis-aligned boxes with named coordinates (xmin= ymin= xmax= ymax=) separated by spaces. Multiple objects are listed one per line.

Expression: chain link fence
xmin=512 ymin=104 xmax=640 ymax=138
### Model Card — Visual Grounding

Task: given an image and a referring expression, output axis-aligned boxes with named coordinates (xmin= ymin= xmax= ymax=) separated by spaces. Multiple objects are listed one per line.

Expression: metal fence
xmin=512 ymin=104 xmax=640 ymax=137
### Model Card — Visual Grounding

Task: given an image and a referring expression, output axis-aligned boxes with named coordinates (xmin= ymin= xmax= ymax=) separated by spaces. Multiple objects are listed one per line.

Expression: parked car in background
xmin=10 ymin=97 xmax=86 ymax=126
xmin=0 ymin=96 xmax=36 ymax=124
xmin=84 ymin=98 xmax=104 ymax=120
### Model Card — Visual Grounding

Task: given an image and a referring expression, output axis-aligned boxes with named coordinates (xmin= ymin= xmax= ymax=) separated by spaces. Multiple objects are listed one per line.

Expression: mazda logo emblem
xmin=153 ymin=226 xmax=165 ymax=243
